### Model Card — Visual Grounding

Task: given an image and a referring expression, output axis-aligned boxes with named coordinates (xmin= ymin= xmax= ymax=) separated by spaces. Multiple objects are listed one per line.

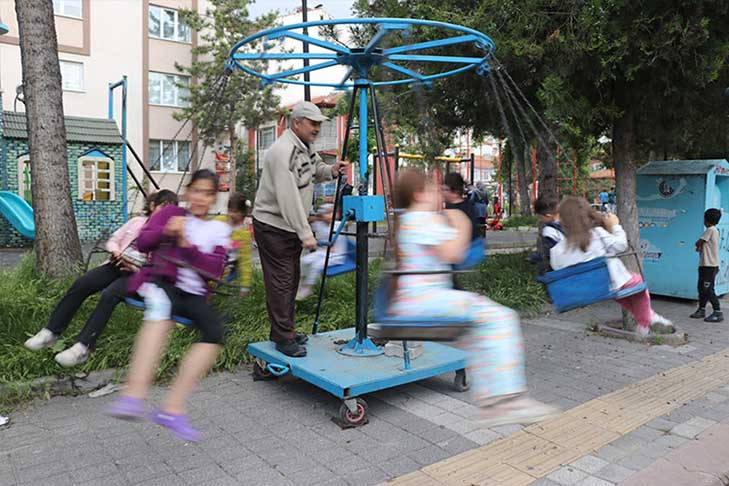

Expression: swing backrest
xmin=538 ymin=257 xmax=614 ymax=313
xmin=454 ymin=238 xmax=486 ymax=271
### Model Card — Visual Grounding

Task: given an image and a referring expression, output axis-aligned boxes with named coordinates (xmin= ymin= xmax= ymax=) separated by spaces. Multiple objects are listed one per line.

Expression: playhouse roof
xmin=2 ymin=111 xmax=122 ymax=145
xmin=638 ymin=160 xmax=729 ymax=175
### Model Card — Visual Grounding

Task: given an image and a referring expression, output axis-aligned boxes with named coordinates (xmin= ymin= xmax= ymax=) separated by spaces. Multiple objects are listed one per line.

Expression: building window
xmin=78 ymin=156 xmax=115 ymax=201
xmin=149 ymin=140 xmax=191 ymax=172
xmin=148 ymin=72 xmax=190 ymax=107
xmin=148 ymin=5 xmax=192 ymax=43
xmin=59 ymin=60 xmax=84 ymax=91
xmin=53 ymin=0 xmax=82 ymax=18
xmin=257 ymin=126 xmax=276 ymax=151
xmin=312 ymin=118 xmax=338 ymax=152
xmin=17 ymin=155 xmax=32 ymax=204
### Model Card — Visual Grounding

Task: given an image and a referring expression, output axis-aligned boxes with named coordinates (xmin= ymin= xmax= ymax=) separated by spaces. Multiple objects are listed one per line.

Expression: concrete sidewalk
xmin=3 ymin=294 xmax=729 ymax=485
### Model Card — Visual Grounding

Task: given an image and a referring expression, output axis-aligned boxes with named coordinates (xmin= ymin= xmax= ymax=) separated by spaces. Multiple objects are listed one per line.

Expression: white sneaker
xmin=54 ymin=343 xmax=89 ymax=367
xmin=24 ymin=329 xmax=58 ymax=351
xmin=296 ymin=286 xmax=312 ymax=301
xmin=650 ymin=313 xmax=674 ymax=333
xmin=637 ymin=325 xmax=651 ymax=337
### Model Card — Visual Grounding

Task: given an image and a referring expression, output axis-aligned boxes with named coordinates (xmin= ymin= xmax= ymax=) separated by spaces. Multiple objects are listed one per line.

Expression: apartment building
xmin=0 ymin=0 xmax=215 ymax=213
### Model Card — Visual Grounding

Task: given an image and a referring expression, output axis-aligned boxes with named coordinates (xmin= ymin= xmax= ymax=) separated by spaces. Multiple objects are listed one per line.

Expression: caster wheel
xmin=252 ymin=360 xmax=277 ymax=381
xmin=339 ymin=398 xmax=368 ymax=427
xmin=453 ymin=369 xmax=470 ymax=392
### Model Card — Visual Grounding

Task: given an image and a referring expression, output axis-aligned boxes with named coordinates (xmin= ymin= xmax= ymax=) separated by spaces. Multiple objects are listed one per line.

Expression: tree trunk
xmin=537 ymin=128 xmax=557 ymax=202
xmin=515 ymin=145 xmax=531 ymax=216
xmin=15 ymin=0 xmax=82 ymax=277
xmin=612 ymin=106 xmax=640 ymax=331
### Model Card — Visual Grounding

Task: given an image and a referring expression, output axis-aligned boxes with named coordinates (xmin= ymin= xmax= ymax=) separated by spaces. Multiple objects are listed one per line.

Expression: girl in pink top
xmin=23 ymin=190 xmax=178 ymax=367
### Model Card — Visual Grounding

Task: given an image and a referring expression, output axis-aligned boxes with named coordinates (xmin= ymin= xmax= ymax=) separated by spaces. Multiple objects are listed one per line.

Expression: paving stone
xmin=653 ymin=433 xmax=689 ymax=449
xmin=16 ymin=459 xmax=68 ymax=483
xmin=406 ymin=444 xmax=451 ymax=466
xmin=135 ymin=475 xmax=186 ymax=486
xmin=645 ymin=417 xmax=678 ymax=433
xmin=671 ymin=417 xmax=717 ymax=439
xmin=594 ymin=444 xmax=631 ymax=462
xmin=570 ymin=454 xmax=610 ymax=475
xmin=177 ymin=464 xmax=228 ymax=484
xmin=594 ymin=464 xmax=636 ymax=483
xmin=378 ymin=456 xmax=423 ymax=478
xmin=70 ymin=462 xmax=120 ymax=484
xmin=574 ymin=476 xmax=616 ymax=486
xmin=617 ymin=453 xmax=656 ymax=470
xmin=21 ymin=472 xmax=75 ymax=486
xmin=546 ymin=466 xmax=589 ymax=485
xmin=532 ymin=478 xmax=562 ymax=486
xmin=235 ymin=467 xmax=295 ymax=486
xmin=341 ymin=466 xmax=389 ymax=486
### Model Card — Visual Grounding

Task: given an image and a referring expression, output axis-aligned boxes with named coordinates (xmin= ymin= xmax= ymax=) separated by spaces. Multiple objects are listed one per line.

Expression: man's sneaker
xmin=295 ymin=332 xmax=309 ymax=345
xmin=24 ymin=329 xmax=58 ymax=351
xmin=705 ymin=311 xmax=724 ymax=323
xmin=150 ymin=409 xmax=202 ymax=442
xmin=690 ymin=308 xmax=706 ymax=319
xmin=54 ymin=342 xmax=89 ymax=367
xmin=275 ymin=340 xmax=307 ymax=357
xmin=105 ymin=396 xmax=146 ymax=421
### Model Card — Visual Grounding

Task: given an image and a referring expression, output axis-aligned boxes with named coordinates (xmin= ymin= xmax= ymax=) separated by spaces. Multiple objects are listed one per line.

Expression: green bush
xmin=502 ymin=215 xmax=539 ymax=228
xmin=0 ymin=253 xmax=545 ymax=388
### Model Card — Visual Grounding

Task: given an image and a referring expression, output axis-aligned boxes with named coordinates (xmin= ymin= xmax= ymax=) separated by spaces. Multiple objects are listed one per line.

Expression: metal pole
xmin=470 ymin=152 xmax=475 ymax=185
xmin=356 ymin=83 xmax=369 ymax=344
xmin=302 ymin=0 xmax=311 ymax=101
xmin=108 ymin=76 xmax=129 ymax=222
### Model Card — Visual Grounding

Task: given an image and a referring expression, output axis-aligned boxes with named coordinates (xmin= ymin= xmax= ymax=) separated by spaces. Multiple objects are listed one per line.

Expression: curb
xmin=595 ymin=323 xmax=689 ymax=346
xmin=0 ymin=369 xmax=121 ymax=401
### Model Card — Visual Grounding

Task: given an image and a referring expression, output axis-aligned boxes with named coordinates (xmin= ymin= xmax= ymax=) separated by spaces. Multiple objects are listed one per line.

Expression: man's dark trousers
xmin=253 ymin=218 xmax=303 ymax=343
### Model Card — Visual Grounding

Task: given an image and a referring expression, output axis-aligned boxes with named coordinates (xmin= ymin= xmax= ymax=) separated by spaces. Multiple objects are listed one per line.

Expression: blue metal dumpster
xmin=637 ymin=159 xmax=729 ymax=299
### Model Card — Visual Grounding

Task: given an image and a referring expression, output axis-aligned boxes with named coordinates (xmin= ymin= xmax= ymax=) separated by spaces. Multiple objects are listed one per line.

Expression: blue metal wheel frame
xmin=227 ymin=18 xmax=495 ymax=89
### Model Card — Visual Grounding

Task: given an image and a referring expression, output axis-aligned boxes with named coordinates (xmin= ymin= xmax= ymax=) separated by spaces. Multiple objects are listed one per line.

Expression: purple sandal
xmin=150 ymin=409 xmax=202 ymax=442
xmin=105 ymin=396 xmax=146 ymax=420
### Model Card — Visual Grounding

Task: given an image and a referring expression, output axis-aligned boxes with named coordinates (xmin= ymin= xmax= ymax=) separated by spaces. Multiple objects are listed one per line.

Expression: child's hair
xmin=389 ymin=170 xmax=427 ymax=303
xmin=705 ymin=208 xmax=721 ymax=226
xmin=142 ymin=192 xmax=157 ymax=216
xmin=534 ymin=194 xmax=558 ymax=216
xmin=228 ymin=192 xmax=247 ymax=213
xmin=393 ymin=169 xmax=426 ymax=209
xmin=443 ymin=172 xmax=464 ymax=195
xmin=154 ymin=189 xmax=178 ymax=208
xmin=558 ymin=197 xmax=595 ymax=252
xmin=187 ymin=169 xmax=219 ymax=192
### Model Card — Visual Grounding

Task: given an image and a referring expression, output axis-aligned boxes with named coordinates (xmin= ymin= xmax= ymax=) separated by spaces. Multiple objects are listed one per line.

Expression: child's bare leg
xmin=162 ymin=343 xmax=222 ymax=414
xmin=125 ymin=320 xmax=174 ymax=399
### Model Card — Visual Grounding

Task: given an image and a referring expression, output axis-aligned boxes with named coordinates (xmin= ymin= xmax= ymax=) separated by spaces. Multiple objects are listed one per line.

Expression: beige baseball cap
xmin=291 ymin=101 xmax=329 ymax=122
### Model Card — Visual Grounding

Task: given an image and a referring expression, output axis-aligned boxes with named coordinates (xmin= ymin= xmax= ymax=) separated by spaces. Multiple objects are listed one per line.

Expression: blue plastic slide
xmin=0 ymin=191 xmax=35 ymax=239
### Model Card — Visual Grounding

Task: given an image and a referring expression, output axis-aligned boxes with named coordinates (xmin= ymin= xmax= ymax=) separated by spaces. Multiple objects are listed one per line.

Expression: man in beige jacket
xmin=253 ymin=101 xmax=347 ymax=357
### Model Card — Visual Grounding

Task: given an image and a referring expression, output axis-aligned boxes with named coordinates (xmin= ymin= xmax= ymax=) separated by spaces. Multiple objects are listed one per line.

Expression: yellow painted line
xmin=387 ymin=348 xmax=729 ymax=485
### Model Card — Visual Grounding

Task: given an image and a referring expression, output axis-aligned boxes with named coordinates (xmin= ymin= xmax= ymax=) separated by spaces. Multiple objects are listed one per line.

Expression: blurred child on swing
xmin=296 ymin=203 xmax=348 ymax=300
xmin=388 ymin=169 xmax=559 ymax=426
xmin=549 ymin=197 xmax=673 ymax=335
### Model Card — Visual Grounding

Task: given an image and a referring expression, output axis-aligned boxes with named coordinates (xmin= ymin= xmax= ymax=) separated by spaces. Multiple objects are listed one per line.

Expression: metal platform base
xmin=246 ymin=328 xmax=468 ymax=400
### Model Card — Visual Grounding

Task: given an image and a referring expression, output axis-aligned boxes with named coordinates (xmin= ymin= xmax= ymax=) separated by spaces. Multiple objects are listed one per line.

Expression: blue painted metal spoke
xmin=227 ymin=18 xmax=495 ymax=88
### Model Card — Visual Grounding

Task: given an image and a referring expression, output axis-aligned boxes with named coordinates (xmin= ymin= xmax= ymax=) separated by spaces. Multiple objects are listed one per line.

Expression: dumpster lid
xmin=638 ymin=160 xmax=729 ymax=175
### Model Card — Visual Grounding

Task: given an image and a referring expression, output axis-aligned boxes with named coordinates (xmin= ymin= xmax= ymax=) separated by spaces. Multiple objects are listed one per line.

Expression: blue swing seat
xmin=124 ymin=296 xmax=194 ymax=327
xmin=325 ymin=239 xmax=357 ymax=277
xmin=367 ymin=238 xmax=486 ymax=342
xmin=538 ymin=257 xmax=647 ymax=313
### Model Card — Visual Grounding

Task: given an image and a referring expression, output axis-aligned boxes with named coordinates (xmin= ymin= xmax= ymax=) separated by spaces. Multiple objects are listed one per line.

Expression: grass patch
xmin=456 ymin=252 xmax=546 ymax=316
xmin=1 ymin=252 xmax=545 ymax=399
xmin=502 ymin=215 xmax=539 ymax=228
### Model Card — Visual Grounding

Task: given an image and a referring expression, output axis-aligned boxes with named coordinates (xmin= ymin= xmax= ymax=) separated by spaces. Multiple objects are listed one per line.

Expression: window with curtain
xmin=148 ymin=140 xmax=191 ymax=172
xmin=148 ymin=72 xmax=190 ymax=107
